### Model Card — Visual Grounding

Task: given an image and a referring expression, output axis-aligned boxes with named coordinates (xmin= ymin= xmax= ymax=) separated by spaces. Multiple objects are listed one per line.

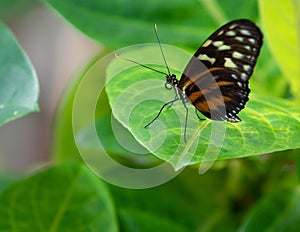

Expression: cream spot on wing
xmin=202 ymin=40 xmax=212 ymax=47
xmin=212 ymin=41 xmax=224 ymax=47
xmin=237 ymin=82 xmax=243 ymax=87
xmin=229 ymin=24 xmax=238 ymax=29
xmin=218 ymin=30 xmax=224 ymax=36
xmin=231 ymin=73 xmax=238 ymax=79
xmin=224 ymin=58 xmax=237 ymax=68
xmin=218 ymin=44 xmax=231 ymax=51
xmin=198 ymin=54 xmax=216 ymax=64
xmin=226 ymin=30 xmax=236 ymax=36
xmin=232 ymin=51 xmax=244 ymax=59
xmin=241 ymin=73 xmax=248 ymax=80
xmin=240 ymin=29 xmax=251 ymax=36
xmin=244 ymin=64 xmax=251 ymax=72
xmin=0 ymin=104 xmax=4 ymax=109
xmin=248 ymin=38 xmax=256 ymax=44
xmin=13 ymin=110 xmax=18 ymax=115
xmin=235 ymin=37 xmax=244 ymax=42
xmin=245 ymin=45 xmax=251 ymax=50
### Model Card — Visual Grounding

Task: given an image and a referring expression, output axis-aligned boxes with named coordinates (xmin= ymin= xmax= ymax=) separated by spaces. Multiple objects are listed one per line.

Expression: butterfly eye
xmin=166 ymin=75 xmax=173 ymax=83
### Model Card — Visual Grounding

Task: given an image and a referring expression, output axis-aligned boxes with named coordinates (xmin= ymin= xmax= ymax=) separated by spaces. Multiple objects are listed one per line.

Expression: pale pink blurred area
xmin=0 ymin=4 xmax=102 ymax=171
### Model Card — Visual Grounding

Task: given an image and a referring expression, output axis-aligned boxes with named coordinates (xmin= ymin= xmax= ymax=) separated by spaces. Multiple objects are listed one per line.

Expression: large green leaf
xmin=46 ymin=0 xmax=258 ymax=49
xmin=109 ymin=168 xmax=237 ymax=231
xmin=239 ymin=187 xmax=300 ymax=232
xmin=0 ymin=23 xmax=39 ymax=126
xmin=0 ymin=163 xmax=118 ymax=232
xmin=259 ymin=0 xmax=300 ymax=100
xmin=106 ymin=45 xmax=300 ymax=170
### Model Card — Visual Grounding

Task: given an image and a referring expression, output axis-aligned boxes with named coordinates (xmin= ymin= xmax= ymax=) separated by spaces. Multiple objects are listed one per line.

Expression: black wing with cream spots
xmin=178 ymin=19 xmax=263 ymax=122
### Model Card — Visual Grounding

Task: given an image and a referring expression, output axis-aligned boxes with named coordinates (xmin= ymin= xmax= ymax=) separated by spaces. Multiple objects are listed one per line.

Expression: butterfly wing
xmin=178 ymin=19 xmax=263 ymax=121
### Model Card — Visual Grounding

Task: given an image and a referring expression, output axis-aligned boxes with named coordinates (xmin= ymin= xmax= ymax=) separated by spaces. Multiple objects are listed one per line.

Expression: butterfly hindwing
xmin=179 ymin=19 xmax=263 ymax=121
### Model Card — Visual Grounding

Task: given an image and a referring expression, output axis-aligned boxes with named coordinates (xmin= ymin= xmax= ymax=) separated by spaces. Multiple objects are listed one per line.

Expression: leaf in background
xmin=118 ymin=209 xmax=188 ymax=232
xmin=0 ymin=0 xmax=36 ymax=17
xmin=239 ymin=187 xmax=300 ymax=232
xmin=76 ymin=114 xmax=162 ymax=168
xmin=259 ymin=0 xmax=300 ymax=100
xmin=106 ymin=45 xmax=300 ymax=169
xmin=0 ymin=23 xmax=39 ymax=127
xmin=53 ymin=50 xmax=159 ymax=167
xmin=0 ymin=173 xmax=22 ymax=194
xmin=53 ymin=50 xmax=113 ymax=161
xmin=0 ymin=163 xmax=118 ymax=232
xmin=250 ymin=45 xmax=288 ymax=98
xmin=109 ymin=168 xmax=237 ymax=232
xmin=46 ymin=0 xmax=258 ymax=49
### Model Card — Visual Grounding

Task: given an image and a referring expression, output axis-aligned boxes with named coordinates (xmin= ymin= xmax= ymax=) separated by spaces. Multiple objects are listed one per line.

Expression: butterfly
xmin=118 ymin=19 xmax=263 ymax=142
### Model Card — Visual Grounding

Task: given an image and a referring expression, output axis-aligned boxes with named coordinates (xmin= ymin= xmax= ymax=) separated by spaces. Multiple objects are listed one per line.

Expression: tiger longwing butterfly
xmin=119 ymin=19 xmax=263 ymax=142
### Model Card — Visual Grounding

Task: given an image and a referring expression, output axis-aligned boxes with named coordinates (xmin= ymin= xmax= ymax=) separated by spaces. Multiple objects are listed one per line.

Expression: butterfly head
xmin=164 ymin=74 xmax=178 ymax=90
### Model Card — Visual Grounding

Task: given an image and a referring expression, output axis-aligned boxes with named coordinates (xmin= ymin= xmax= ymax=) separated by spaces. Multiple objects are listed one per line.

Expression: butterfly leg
xmin=144 ymin=98 xmax=179 ymax=128
xmin=166 ymin=102 xmax=174 ymax=109
xmin=182 ymin=100 xmax=189 ymax=143
xmin=195 ymin=108 xmax=205 ymax=121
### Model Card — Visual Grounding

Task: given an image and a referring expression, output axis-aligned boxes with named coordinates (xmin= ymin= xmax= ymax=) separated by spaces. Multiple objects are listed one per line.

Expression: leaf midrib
xmin=49 ymin=169 xmax=80 ymax=232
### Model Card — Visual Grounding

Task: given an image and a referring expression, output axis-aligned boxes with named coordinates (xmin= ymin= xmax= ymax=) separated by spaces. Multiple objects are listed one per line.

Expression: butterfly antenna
xmin=154 ymin=24 xmax=171 ymax=76
xmin=114 ymin=53 xmax=168 ymax=76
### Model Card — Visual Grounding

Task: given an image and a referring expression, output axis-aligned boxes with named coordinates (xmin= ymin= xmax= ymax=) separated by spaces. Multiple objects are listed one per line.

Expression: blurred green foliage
xmin=0 ymin=23 xmax=39 ymax=126
xmin=0 ymin=0 xmax=37 ymax=18
xmin=0 ymin=0 xmax=300 ymax=231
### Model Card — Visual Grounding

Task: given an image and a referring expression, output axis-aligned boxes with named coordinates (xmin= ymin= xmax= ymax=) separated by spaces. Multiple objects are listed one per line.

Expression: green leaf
xmin=0 ymin=172 xmax=22 ymax=194
xmin=259 ymin=0 xmax=300 ymax=100
xmin=250 ymin=45 xmax=287 ymax=98
xmin=76 ymin=114 xmax=162 ymax=168
xmin=0 ymin=0 xmax=36 ymax=17
xmin=292 ymin=149 xmax=300 ymax=181
xmin=0 ymin=163 xmax=118 ymax=232
xmin=106 ymin=45 xmax=300 ymax=170
xmin=118 ymin=209 xmax=187 ymax=232
xmin=109 ymin=168 xmax=236 ymax=231
xmin=239 ymin=187 xmax=300 ymax=232
xmin=52 ymin=50 xmax=158 ymax=167
xmin=52 ymin=51 xmax=112 ymax=161
xmin=46 ymin=0 xmax=258 ymax=49
xmin=0 ymin=23 xmax=39 ymax=126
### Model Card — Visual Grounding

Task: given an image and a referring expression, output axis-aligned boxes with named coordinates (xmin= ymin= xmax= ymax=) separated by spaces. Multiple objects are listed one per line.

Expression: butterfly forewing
xmin=179 ymin=19 xmax=263 ymax=121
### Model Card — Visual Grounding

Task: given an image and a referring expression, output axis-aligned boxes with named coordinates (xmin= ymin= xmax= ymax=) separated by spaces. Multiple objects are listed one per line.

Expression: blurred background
xmin=1 ymin=0 xmax=300 ymax=231
xmin=0 ymin=1 xmax=101 ymax=171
